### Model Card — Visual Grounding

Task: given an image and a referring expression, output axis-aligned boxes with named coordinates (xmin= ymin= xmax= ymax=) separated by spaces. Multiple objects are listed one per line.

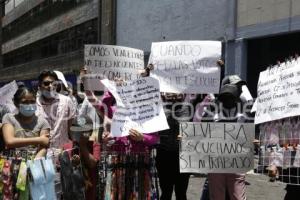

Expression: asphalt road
xmin=170 ymin=174 xmax=287 ymax=200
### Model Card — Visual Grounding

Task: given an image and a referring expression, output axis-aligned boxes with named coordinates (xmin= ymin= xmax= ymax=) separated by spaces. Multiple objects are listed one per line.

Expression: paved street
xmin=171 ymin=174 xmax=286 ymax=200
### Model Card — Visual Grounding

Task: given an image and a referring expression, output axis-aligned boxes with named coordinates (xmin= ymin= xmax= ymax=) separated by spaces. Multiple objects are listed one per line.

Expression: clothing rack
xmin=257 ymin=115 xmax=300 ymax=185
xmin=98 ymin=147 xmax=159 ymax=200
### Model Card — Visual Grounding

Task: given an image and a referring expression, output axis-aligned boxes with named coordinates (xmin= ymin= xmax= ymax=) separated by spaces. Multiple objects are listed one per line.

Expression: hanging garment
xmin=59 ymin=151 xmax=74 ymax=200
xmin=16 ymin=161 xmax=27 ymax=192
xmin=27 ymin=158 xmax=57 ymax=200
xmin=16 ymin=160 xmax=29 ymax=200
xmin=71 ymin=166 xmax=85 ymax=200
xmin=2 ymin=160 xmax=13 ymax=200
xmin=11 ymin=159 xmax=22 ymax=199
xmin=27 ymin=159 xmax=47 ymax=200
xmin=18 ymin=184 xmax=30 ymax=200
xmin=100 ymin=152 xmax=158 ymax=200
xmin=42 ymin=159 xmax=57 ymax=200
xmin=59 ymin=150 xmax=86 ymax=200
xmin=0 ymin=158 xmax=5 ymax=198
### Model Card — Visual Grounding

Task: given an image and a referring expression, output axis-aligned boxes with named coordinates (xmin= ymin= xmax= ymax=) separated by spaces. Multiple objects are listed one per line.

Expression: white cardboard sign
xmin=180 ymin=122 xmax=254 ymax=173
xmin=149 ymin=41 xmax=221 ymax=94
xmin=101 ymin=77 xmax=169 ymax=137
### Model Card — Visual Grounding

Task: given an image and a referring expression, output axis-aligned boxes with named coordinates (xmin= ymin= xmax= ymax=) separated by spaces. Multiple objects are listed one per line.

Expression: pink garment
xmin=95 ymin=91 xmax=116 ymax=119
xmin=109 ymin=133 xmax=159 ymax=152
xmin=36 ymin=93 xmax=76 ymax=148
xmin=97 ymin=91 xmax=159 ymax=152
xmin=208 ymin=173 xmax=246 ymax=200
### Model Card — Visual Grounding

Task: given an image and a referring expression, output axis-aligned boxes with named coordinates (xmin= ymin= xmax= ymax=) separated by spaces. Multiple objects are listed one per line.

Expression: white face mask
xmin=41 ymin=89 xmax=57 ymax=99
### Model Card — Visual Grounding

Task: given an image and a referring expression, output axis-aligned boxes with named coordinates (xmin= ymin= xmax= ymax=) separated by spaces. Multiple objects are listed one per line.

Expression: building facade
xmin=116 ymin=0 xmax=300 ymax=96
xmin=1 ymin=0 xmax=300 ymax=95
xmin=235 ymin=0 xmax=300 ymax=95
xmin=0 ymin=0 xmax=115 ymax=87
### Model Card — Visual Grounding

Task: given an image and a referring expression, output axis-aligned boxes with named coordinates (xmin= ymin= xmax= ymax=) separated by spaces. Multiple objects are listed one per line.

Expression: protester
xmin=67 ymin=82 xmax=79 ymax=108
xmin=63 ymin=115 xmax=100 ymax=200
xmin=78 ymin=67 xmax=103 ymax=142
xmin=82 ymin=65 xmax=159 ymax=198
xmin=1 ymin=86 xmax=50 ymax=158
xmin=36 ymin=70 xmax=76 ymax=149
xmin=202 ymin=75 xmax=249 ymax=200
xmin=191 ymin=93 xmax=215 ymax=200
xmin=156 ymin=92 xmax=191 ymax=200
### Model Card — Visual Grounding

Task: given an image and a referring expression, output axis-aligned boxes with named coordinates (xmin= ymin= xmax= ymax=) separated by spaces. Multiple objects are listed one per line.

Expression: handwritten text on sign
xmin=101 ymin=77 xmax=169 ymax=137
xmin=85 ymin=45 xmax=144 ymax=78
xmin=180 ymin=122 xmax=254 ymax=173
xmin=255 ymin=59 xmax=300 ymax=124
xmin=149 ymin=41 xmax=221 ymax=94
xmin=84 ymin=45 xmax=144 ymax=90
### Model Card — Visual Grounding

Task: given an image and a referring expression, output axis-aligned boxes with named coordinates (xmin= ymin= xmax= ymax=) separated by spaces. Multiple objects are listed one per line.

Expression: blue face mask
xmin=19 ymin=104 xmax=37 ymax=117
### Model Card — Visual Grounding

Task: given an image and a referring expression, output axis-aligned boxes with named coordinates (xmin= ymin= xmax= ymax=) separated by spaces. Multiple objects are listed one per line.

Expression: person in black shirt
xmin=156 ymin=93 xmax=192 ymax=200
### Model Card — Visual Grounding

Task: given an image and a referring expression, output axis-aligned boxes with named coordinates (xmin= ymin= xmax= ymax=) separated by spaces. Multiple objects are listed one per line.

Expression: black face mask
xmin=222 ymin=99 xmax=237 ymax=109
xmin=219 ymin=94 xmax=238 ymax=109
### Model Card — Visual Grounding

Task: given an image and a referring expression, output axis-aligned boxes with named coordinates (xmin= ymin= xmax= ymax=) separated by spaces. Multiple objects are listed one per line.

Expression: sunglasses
xmin=42 ymin=81 xmax=59 ymax=87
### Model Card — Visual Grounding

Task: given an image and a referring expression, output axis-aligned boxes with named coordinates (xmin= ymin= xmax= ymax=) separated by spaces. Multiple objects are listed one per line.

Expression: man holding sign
xmin=197 ymin=75 xmax=253 ymax=200
xmin=148 ymin=40 xmax=222 ymax=200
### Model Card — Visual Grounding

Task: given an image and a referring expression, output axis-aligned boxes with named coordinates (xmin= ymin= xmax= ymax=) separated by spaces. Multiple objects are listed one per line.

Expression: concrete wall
xmin=238 ymin=0 xmax=300 ymax=27
xmin=116 ymin=0 xmax=234 ymax=52
xmin=237 ymin=0 xmax=300 ymax=40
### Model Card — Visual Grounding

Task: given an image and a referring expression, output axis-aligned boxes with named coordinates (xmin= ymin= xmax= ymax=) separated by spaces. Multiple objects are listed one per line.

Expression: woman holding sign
xmin=83 ymin=66 xmax=160 ymax=199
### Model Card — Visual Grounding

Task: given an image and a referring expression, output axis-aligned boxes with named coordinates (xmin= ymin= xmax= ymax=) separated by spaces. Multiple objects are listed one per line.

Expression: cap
xmin=70 ymin=115 xmax=93 ymax=133
xmin=221 ymin=75 xmax=246 ymax=86
xmin=218 ymin=84 xmax=241 ymax=101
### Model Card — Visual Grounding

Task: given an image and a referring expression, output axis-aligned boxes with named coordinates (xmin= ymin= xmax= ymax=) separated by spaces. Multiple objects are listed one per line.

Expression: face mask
xmin=71 ymin=132 xmax=90 ymax=142
xmin=71 ymin=132 xmax=81 ymax=142
xmin=222 ymin=99 xmax=237 ymax=109
xmin=19 ymin=104 xmax=37 ymax=117
xmin=42 ymin=90 xmax=57 ymax=99
xmin=62 ymin=91 xmax=69 ymax=96
xmin=219 ymin=94 xmax=238 ymax=109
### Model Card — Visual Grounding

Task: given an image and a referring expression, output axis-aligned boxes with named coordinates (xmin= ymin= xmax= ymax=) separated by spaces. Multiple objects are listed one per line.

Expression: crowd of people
xmin=0 ymin=63 xmax=260 ymax=200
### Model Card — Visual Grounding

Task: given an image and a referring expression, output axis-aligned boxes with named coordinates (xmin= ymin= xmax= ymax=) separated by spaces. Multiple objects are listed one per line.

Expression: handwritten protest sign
xmin=180 ymin=122 xmax=254 ymax=173
xmin=0 ymin=81 xmax=18 ymax=112
xmin=101 ymin=77 xmax=169 ymax=137
xmin=255 ymin=59 xmax=300 ymax=124
xmin=84 ymin=45 xmax=144 ymax=90
xmin=149 ymin=41 xmax=221 ymax=94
